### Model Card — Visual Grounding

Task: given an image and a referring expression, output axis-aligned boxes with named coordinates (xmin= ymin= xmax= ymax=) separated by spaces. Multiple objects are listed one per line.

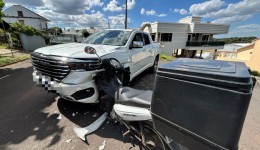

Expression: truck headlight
xmin=68 ymin=61 xmax=101 ymax=71
xmin=68 ymin=62 xmax=90 ymax=71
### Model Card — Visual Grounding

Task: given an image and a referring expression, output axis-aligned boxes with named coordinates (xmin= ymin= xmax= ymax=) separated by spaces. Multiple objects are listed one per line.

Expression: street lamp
xmin=116 ymin=0 xmax=127 ymax=29
xmin=125 ymin=0 xmax=127 ymax=29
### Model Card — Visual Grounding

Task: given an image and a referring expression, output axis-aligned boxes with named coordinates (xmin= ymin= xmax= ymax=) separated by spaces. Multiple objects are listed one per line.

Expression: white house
xmin=141 ymin=16 xmax=230 ymax=58
xmin=3 ymin=5 xmax=50 ymax=30
xmin=218 ymin=43 xmax=251 ymax=58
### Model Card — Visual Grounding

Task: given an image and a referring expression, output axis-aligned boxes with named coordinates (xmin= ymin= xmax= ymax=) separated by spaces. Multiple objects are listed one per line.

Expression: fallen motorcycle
xmin=74 ymin=47 xmax=254 ymax=150
xmin=74 ymin=57 xmax=170 ymax=149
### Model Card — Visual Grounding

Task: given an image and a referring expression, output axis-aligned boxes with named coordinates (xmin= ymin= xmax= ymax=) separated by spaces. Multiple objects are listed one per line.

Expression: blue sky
xmin=4 ymin=0 xmax=260 ymax=38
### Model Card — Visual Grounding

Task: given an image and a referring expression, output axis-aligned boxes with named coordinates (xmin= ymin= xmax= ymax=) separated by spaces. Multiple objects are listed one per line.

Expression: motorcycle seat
xmin=116 ymin=87 xmax=152 ymax=108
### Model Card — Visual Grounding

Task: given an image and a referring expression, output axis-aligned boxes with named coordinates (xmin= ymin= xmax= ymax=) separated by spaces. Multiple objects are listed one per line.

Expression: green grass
xmin=159 ymin=53 xmax=175 ymax=61
xmin=0 ymin=43 xmax=9 ymax=49
xmin=0 ymin=54 xmax=30 ymax=67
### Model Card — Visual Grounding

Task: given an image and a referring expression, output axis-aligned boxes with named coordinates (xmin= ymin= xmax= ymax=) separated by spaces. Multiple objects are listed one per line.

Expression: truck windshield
xmin=84 ymin=30 xmax=132 ymax=46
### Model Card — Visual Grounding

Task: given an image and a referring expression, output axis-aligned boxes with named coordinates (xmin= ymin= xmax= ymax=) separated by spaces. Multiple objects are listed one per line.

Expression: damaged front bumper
xmin=32 ymin=71 xmax=99 ymax=103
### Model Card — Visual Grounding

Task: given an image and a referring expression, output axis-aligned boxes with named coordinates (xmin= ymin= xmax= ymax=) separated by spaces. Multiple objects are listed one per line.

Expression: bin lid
xmin=157 ymin=58 xmax=252 ymax=92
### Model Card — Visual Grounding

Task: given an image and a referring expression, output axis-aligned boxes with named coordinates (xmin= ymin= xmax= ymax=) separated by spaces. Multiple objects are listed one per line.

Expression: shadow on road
xmin=0 ymin=67 xmax=64 ymax=149
xmin=130 ymin=70 xmax=156 ymax=91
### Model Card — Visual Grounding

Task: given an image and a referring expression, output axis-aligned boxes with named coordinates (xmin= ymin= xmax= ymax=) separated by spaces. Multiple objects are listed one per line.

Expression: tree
xmin=82 ymin=29 xmax=90 ymax=38
xmin=215 ymin=37 xmax=258 ymax=44
xmin=49 ymin=27 xmax=62 ymax=35
xmin=0 ymin=0 xmax=4 ymax=20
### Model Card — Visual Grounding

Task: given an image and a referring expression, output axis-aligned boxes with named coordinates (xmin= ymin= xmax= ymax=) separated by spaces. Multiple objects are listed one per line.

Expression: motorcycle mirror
xmin=84 ymin=46 xmax=101 ymax=63
xmin=84 ymin=46 xmax=96 ymax=54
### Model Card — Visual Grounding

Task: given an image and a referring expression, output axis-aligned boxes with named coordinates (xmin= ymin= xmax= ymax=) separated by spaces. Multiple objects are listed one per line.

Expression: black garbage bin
xmin=151 ymin=58 xmax=253 ymax=150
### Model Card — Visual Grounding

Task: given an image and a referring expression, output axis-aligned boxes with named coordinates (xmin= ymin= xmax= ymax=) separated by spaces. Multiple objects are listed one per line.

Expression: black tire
xmin=122 ymin=68 xmax=130 ymax=86
xmin=141 ymin=124 xmax=166 ymax=150
xmin=150 ymin=56 xmax=159 ymax=73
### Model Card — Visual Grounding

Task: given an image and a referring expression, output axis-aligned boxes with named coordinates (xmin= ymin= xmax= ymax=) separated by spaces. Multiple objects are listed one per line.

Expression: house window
xmin=161 ymin=33 xmax=172 ymax=42
xmin=202 ymin=35 xmax=209 ymax=41
xmin=17 ymin=11 xmax=23 ymax=17
xmin=187 ymin=34 xmax=192 ymax=41
xmin=132 ymin=33 xmax=143 ymax=42
xmin=143 ymin=33 xmax=151 ymax=45
xmin=150 ymin=34 xmax=155 ymax=41
xmin=18 ymin=20 xmax=24 ymax=25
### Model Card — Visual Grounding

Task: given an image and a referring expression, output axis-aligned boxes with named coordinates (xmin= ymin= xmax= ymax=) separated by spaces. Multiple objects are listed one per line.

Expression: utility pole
xmin=125 ymin=0 xmax=127 ymax=29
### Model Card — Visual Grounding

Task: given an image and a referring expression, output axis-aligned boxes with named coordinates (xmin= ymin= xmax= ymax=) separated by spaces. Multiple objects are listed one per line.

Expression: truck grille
xmin=31 ymin=53 xmax=70 ymax=81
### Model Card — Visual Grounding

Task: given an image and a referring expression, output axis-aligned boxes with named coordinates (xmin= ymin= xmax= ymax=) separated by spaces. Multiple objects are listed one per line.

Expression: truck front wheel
xmin=119 ymin=67 xmax=130 ymax=86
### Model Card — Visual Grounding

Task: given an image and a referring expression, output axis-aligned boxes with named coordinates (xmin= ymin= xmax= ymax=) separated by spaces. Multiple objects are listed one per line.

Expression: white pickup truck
xmin=31 ymin=29 xmax=160 ymax=103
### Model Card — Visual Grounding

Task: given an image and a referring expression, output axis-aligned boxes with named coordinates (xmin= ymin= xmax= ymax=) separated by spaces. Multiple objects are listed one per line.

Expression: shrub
xmin=8 ymin=23 xmax=46 ymax=48
xmin=82 ymin=29 xmax=90 ymax=38
xmin=159 ymin=53 xmax=175 ymax=61
xmin=251 ymin=70 xmax=260 ymax=77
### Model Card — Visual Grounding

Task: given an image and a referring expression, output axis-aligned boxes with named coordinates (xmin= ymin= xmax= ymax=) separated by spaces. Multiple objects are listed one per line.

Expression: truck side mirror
xmin=132 ymin=41 xmax=144 ymax=48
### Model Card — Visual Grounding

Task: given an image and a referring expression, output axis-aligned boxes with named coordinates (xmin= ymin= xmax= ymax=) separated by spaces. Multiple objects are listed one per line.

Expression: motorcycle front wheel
xmin=141 ymin=124 xmax=166 ymax=150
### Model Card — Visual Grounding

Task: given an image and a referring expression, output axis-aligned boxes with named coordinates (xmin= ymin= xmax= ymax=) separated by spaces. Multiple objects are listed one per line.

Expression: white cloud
xmin=103 ymin=0 xmax=122 ymax=12
xmin=125 ymin=0 xmax=136 ymax=10
xmin=103 ymin=0 xmax=135 ymax=12
xmin=212 ymin=15 xmax=252 ymax=24
xmin=158 ymin=14 xmax=167 ymax=17
xmin=146 ymin=10 xmax=156 ymax=16
xmin=235 ymin=24 xmax=260 ymax=33
xmin=189 ymin=0 xmax=225 ymax=16
xmin=219 ymin=24 xmax=260 ymax=37
xmin=174 ymin=8 xmax=188 ymax=15
xmin=4 ymin=0 xmax=44 ymax=7
xmin=189 ymin=0 xmax=260 ymax=24
xmin=5 ymin=0 xmax=103 ymax=15
xmin=44 ymin=0 xmax=103 ymax=15
xmin=237 ymin=24 xmax=260 ymax=30
xmin=140 ymin=8 xmax=145 ymax=15
xmin=36 ymin=8 xmax=108 ymax=28
xmin=140 ymin=8 xmax=167 ymax=17
xmin=108 ymin=14 xmax=131 ymax=28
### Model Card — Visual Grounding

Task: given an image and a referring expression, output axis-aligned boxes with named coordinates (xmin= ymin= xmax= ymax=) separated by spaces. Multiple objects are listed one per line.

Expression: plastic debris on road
xmin=72 ymin=113 xmax=76 ymax=117
xmin=92 ymin=112 xmax=98 ymax=118
xmin=65 ymin=139 xmax=72 ymax=143
xmin=74 ymin=113 xmax=108 ymax=141
xmin=57 ymin=114 xmax=62 ymax=120
xmin=99 ymin=140 xmax=106 ymax=150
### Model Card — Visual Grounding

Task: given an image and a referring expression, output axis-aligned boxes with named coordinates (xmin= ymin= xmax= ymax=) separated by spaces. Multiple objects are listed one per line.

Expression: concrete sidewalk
xmin=0 ymin=49 xmax=19 ymax=55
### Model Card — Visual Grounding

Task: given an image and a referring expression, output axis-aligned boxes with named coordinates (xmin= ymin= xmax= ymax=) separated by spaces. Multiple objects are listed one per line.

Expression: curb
xmin=0 ymin=58 xmax=30 ymax=68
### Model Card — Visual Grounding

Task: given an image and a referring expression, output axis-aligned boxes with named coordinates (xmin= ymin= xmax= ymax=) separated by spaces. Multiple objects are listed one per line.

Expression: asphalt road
xmin=0 ymin=60 xmax=259 ymax=150
xmin=0 ymin=60 xmax=140 ymax=150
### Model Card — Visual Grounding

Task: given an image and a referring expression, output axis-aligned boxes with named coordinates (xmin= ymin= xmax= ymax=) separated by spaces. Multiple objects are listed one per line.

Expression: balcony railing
xmin=186 ymin=41 xmax=225 ymax=47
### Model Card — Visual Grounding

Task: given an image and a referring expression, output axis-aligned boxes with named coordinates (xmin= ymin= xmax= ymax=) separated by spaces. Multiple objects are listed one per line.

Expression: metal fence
xmin=19 ymin=33 xmax=46 ymax=52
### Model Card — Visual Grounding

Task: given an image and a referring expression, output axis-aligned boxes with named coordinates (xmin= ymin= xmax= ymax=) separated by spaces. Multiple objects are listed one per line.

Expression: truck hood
xmin=34 ymin=43 xmax=123 ymax=58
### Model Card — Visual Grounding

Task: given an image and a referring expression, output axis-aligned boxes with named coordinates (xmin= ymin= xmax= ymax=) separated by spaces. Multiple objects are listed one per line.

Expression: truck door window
xmin=132 ymin=33 xmax=143 ymax=42
xmin=143 ymin=33 xmax=151 ymax=45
